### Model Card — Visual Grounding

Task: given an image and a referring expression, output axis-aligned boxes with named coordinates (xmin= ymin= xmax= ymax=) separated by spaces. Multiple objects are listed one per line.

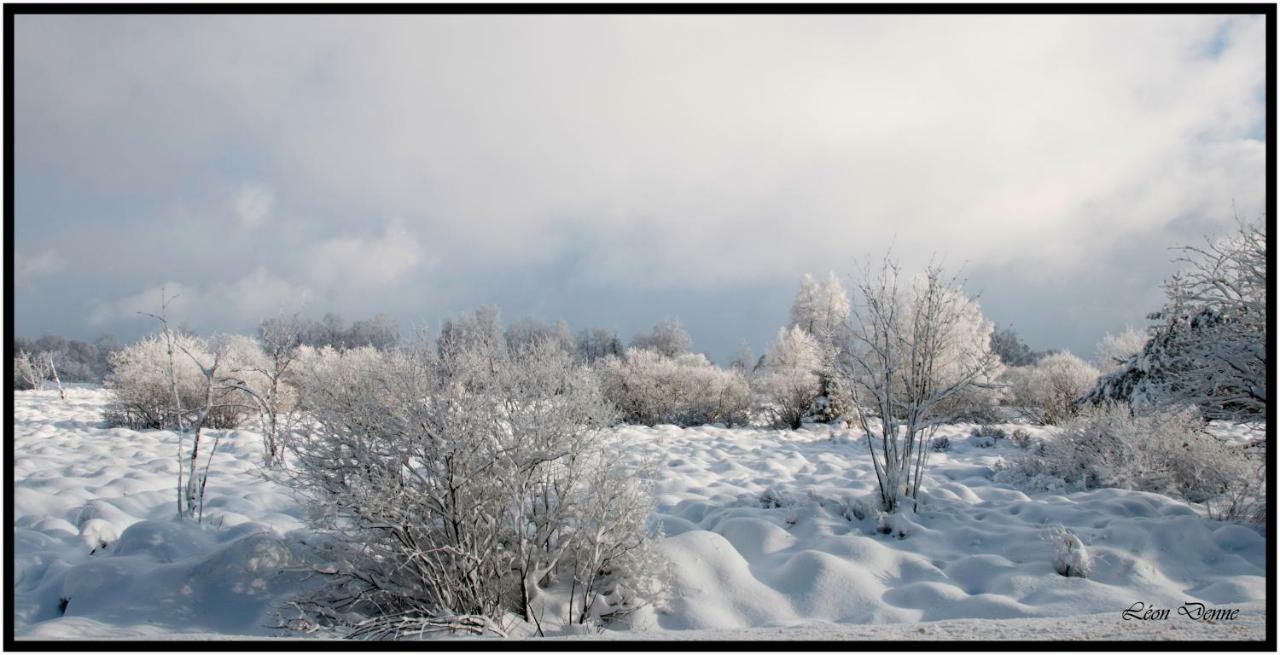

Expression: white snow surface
xmin=11 ymin=388 xmax=1267 ymax=641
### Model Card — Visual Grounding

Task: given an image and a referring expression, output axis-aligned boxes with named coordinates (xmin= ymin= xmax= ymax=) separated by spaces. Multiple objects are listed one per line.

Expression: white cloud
xmin=233 ymin=183 xmax=273 ymax=228
xmin=90 ymin=268 xmax=312 ymax=328
xmin=307 ymin=218 xmax=427 ymax=290
xmin=15 ymin=249 xmax=66 ymax=285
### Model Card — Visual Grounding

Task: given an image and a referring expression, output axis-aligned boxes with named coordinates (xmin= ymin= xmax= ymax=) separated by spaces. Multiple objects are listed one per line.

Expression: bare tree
xmin=839 ymin=257 xmax=1001 ymax=514
xmin=137 ymin=288 xmax=191 ymax=517
xmin=45 ymin=352 xmax=66 ymax=400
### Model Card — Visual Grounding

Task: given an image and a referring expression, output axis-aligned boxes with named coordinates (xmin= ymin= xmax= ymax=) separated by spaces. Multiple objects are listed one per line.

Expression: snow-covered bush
xmin=103 ymin=333 xmax=252 ymax=430
xmin=930 ymin=436 xmax=951 ymax=452
xmin=1006 ymin=352 xmax=1099 ymax=425
xmin=597 ymin=349 xmax=751 ymax=427
xmin=1004 ymin=404 xmax=1261 ymax=510
xmin=1050 ymin=526 xmax=1091 ymax=578
xmin=287 ymin=339 xmax=660 ymax=637
xmin=756 ymin=326 xmax=822 ymax=429
xmin=970 ymin=425 xmax=1006 ymax=441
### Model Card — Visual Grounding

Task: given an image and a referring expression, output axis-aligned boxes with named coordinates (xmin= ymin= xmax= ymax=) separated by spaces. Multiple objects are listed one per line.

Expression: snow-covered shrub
xmin=935 ymin=384 xmax=1005 ymax=424
xmin=597 ymin=349 xmax=751 ymax=427
xmin=287 ymin=339 xmax=661 ymax=637
xmin=756 ymin=326 xmax=822 ymax=429
xmin=1010 ymin=428 xmax=1034 ymax=449
xmin=970 ymin=425 xmax=1006 ymax=441
xmin=103 ymin=333 xmax=252 ymax=430
xmin=1004 ymin=404 xmax=1261 ymax=509
xmin=1050 ymin=526 xmax=1091 ymax=578
xmin=930 ymin=436 xmax=951 ymax=452
xmin=1006 ymin=352 xmax=1099 ymax=425
xmin=758 ymin=487 xmax=794 ymax=509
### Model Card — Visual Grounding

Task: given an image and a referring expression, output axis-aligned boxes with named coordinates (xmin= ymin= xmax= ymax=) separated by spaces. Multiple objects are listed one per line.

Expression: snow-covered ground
xmin=11 ymin=388 xmax=1267 ymax=641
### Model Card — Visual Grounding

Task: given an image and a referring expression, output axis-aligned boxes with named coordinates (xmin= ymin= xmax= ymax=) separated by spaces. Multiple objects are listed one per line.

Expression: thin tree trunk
xmin=46 ymin=353 xmax=66 ymax=400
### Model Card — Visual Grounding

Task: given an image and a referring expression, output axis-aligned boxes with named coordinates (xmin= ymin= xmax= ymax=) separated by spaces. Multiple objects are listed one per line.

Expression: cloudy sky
xmin=13 ymin=13 xmax=1267 ymax=363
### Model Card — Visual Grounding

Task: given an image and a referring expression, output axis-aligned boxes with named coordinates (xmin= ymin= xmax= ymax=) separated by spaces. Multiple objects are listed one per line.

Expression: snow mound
xmin=11 ymin=389 xmax=1267 ymax=641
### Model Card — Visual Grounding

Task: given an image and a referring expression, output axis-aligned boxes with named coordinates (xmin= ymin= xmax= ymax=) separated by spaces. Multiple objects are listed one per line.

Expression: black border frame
xmin=3 ymin=3 xmax=1275 ymax=651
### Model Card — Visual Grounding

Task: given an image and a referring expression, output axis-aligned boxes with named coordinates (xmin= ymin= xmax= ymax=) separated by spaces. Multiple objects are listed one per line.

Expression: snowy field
xmin=12 ymin=388 xmax=1267 ymax=641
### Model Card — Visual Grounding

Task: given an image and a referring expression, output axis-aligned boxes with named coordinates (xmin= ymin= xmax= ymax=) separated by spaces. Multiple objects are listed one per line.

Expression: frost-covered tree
xmin=439 ymin=306 xmax=507 ymax=363
xmin=630 ymin=318 xmax=693 ymax=358
xmin=348 ymin=313 xmax=400 ymax=350
xmin=11 ymin=333 xmax=121 ymax=385
xmin=789 ymin=272 xmax=850 ymax=352
xmin=989 ymin=327 xmax=1046 ymax=367
xmin=506 ymin=317 xmax=574 ymax=355
xmin=787 ymin=272 xmax=853 ymax=422
xmin=729 ymin=339 xmax=755 ymax=375
xmin=838 ymin=258 xmax=1002 ymax=513
xmin=286 ymin=337 xmax=660 ymax=637
xmin=788 ymin=274 xmax=821 ymax=335
xmin=576 ymin=328 xmax=624 ymax=363
xmin=1095 ymin=325 xmax=1147 ymax=373
xmin=757 ymin=326 xmax=822 ymax=429
xmin=1005 ymin=352 xmax=1099 ymax=425
xmin=1084 ymin=218 xmax=1266 ymax=421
